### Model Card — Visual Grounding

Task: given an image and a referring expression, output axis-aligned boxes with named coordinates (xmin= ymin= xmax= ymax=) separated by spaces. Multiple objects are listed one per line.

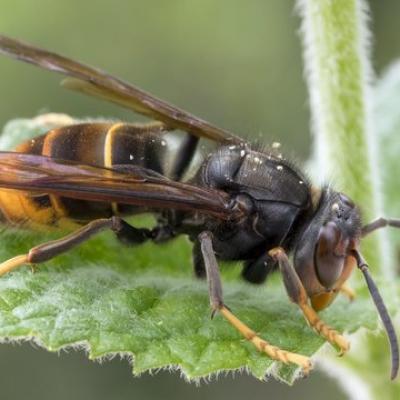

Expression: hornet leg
xmin=362 ymin=217 xmax=400 ymax=236
xmin=241 ymin=254 xmax=277 ymax=284
xmin=269 ymin=247 xmax=349 ymax=355
xmin=338 ymin=284 xmax=356 ymax=301
xmin=192 ymin=239 xmax=206 ymax=279
xmin=0 ymin=217 xmax=152 ymax=276
xmin=199 ymin=231 xmax=312 ymax=373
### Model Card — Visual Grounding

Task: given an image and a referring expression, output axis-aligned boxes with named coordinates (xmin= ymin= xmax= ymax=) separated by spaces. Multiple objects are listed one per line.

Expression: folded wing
xmin=0 ymin=35 xmax=242 ymax=144
xmin=0 ymin=151 xmax=236 ymax=220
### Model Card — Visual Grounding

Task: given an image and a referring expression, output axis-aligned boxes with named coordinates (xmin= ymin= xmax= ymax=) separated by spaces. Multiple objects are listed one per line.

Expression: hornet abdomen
xmin=0 ymin=122 xmax=171 ymax=228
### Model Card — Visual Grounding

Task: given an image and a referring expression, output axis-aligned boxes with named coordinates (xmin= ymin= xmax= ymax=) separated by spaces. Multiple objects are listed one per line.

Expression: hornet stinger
xmin=0 ymin=35 xmax=398 ymax=378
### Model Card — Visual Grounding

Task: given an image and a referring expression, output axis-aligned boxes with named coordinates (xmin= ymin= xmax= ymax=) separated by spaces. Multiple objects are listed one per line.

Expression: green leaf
xmin=0 ymin=116 xmax=397 ymax=384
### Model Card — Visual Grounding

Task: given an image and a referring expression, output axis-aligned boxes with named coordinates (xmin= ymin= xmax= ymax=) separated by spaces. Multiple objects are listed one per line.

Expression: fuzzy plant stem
xmin=297 ymin=0 xmax=391 ymax=277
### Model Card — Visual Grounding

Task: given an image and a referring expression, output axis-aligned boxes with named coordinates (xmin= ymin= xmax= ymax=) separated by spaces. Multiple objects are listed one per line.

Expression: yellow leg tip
xmin=29 ymin=264 xmax=38 ymax=274
xmin=284 ymin=352 xmax=312 ymax=374
xmin=300 ymin=303 xmax=350 ymax=356
xmin=339 ymin=285 xmax=356 ymax=301
xmin=301 ymin=359 xmax=313 ymax=376
xmin=325 ymin=328 xmax=350 ymax=355
xmin=219 ymin=306 xmax=312 ymax=372
xmin=336 ymin=337 xmax=350 ymax=356
xmin=0 ymin=254 xmax=29 ymax=276
xmin=268 ymin=247 xmax=284 ymax=259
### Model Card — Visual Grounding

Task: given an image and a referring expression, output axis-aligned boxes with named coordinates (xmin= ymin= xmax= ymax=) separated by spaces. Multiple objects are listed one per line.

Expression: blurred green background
xmin=0 ymin=1 xmax=399 ymax=399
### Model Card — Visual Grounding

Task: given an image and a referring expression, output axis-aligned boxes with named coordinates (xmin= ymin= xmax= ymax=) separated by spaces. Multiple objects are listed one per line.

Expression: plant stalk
xmin=297 ymin=0 xmax=390 ymax=276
